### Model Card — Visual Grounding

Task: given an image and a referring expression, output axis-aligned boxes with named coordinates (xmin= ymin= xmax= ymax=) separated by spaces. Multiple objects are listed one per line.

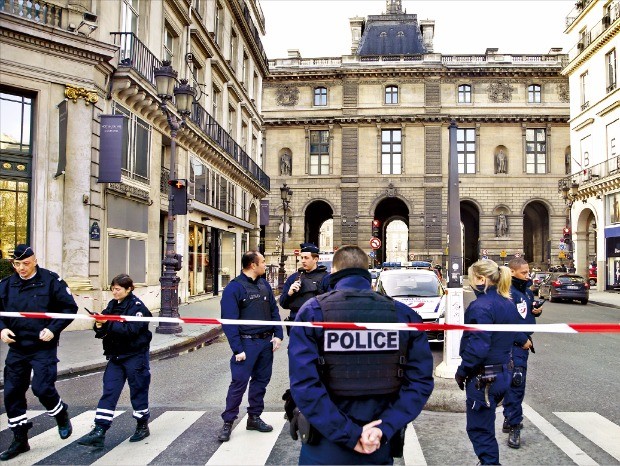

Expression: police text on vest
xmin=324 ymin=330 xmax=399 ymax=352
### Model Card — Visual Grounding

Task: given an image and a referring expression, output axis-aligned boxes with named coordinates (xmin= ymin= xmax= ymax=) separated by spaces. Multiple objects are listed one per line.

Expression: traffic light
xmin=169 ymin=179 xmax=188 ymax=215
xmin=563 ymin=226 xmax=572 ymax=249
xmin=372 ymin=219 xmax=380 ymax=237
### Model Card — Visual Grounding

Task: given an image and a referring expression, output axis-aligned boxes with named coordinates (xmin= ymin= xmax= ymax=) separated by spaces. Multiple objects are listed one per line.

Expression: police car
xmin=375 ymin=268 xmax=446 ymax=343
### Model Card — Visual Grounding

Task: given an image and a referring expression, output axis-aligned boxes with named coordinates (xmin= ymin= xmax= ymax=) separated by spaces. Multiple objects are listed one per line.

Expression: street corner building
xmin=0 ymin=0 xmax=271 ymax=325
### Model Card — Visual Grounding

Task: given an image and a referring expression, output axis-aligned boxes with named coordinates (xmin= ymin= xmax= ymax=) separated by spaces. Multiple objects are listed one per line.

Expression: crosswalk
xmin=0 ymin=406 xmax=618 ymax=465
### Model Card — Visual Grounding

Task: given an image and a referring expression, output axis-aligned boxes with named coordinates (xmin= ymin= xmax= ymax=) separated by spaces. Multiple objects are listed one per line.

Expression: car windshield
xmin=558 ymin=275 xmax=585 ymax=284
xmin=379 ymin=272 xmax=441 ymax=297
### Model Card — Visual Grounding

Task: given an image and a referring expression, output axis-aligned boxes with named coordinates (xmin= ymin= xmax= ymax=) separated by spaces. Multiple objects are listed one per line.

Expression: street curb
xmin=589 ymin=300 xmax=620 ymax=310
xmin=423 ymin=377 xmax=466 ymax=413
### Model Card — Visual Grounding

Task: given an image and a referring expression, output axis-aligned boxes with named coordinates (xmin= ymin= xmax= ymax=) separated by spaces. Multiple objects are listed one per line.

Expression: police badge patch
xmin=136 ymin=312 xmax=143 ymax=317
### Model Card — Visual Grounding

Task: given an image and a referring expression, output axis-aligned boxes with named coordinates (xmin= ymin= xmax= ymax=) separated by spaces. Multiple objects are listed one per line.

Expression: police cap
xmin=300 ymin=242 xmax=319 ymax=254
xmin=12 ymin=244 xmax=34 ymax=260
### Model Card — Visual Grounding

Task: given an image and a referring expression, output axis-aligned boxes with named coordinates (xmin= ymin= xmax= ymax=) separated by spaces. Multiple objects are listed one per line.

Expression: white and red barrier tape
xmin=1 ymin=312 xmax=619 ymax=333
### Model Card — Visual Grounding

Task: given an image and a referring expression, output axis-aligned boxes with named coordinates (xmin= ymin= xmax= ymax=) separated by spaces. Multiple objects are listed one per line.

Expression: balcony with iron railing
xmin=0 ymin=0 xmax=64 ymax=27
xmin=569 ymin=0 xmax=619 ymax=59
xmin=110 ymin=32 xmax=269 ymax=192
xmin=559 ymin=156 xmax=620 ymax=195
xmin=565 ymin=0 xmax=597 ymax=27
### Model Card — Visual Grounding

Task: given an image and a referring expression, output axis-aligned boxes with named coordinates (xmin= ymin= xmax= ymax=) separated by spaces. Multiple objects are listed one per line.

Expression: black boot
xmin=217 ymin=421 xmax=233 ymax=442
xmin=503 ymin=419 xmax=523 ymax=433
xmin=0 ymin=431 xmax=30 ymax=461
xmin=77 ymin=425 xmax=106 ymax=448
xmin=508 ymin=426 xmax=521 ymax=449
xmin=129 ymin=421 xmax=150 ymax=442
xmin=246 ymin=415 xmax=273 ymax=432
xmin=55 ymin=403 xmax=73 ymax=440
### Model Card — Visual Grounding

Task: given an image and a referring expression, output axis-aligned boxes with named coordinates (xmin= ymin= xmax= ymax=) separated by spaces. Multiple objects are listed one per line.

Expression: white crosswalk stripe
xmin=0 ymin=411 xmax=45 ymax=432
xmin=93 ymin=411 xmax=204 ymax=465
xmin=5 ymin=410 xmax=123 ymax=466
xmin=206 ymin=412 xmax=287 ymax=465
xmin=403 ymin=425 xmax=427 ymax=466
xmin=555 ymin=412 xmax=620 ymax=462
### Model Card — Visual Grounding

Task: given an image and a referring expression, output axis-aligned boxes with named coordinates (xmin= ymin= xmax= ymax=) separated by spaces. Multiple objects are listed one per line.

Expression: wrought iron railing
xmin=0 ymin=0 xmax=63 ymax=27
xmin=191 ymin=102 xmax=269 ymax=190
xmin=110 ymin=32 xmax=162 ymax=89
xmin=570 ymin=0 xmax=619 ymax=58
xmin=559 ymin=156 xmax=620 ymax=192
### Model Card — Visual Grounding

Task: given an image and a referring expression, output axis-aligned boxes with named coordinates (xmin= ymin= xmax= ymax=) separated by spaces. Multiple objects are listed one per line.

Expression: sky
xmin=260 ymin=0 xmax=577 ymax=59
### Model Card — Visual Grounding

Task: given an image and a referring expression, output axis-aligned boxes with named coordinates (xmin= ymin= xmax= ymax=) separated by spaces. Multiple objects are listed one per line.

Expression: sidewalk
xmin=587 ymin=289 xmax=620 ymax=308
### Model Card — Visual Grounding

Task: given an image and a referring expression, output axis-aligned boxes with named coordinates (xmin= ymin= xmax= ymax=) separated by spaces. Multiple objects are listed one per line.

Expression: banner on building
xmin=98 ymin=114 xmax=127 ymax=183
xmin=55 ymin=100 xmax=67 ymax=178
xmin=260 ymin=199 xmax=269 ymax=226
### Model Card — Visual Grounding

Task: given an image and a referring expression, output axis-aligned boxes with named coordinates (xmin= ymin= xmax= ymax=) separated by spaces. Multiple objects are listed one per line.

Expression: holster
xmin=297 ymin=411 xmax=321 ymax=445
xmin=389 ymin=426 xmax=406 ymax=458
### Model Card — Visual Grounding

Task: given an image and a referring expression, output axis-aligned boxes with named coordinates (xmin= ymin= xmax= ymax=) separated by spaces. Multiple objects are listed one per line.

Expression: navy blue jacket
xmin=279 ymin=266 xmax=329 ymax=312
xmin=221 ymin=273 xmax=283 ymax=355
xmin=457 ymin=286 xmax=520 ymax=378
xmin=289 ymin=274 xmax=434 ymax=448
xmin=0 ymin=267 xmax=78 ymax=352
xmin=94 ymin=292 xmax=152 ymax=357
xmin=510 ymin=277 xmax=537 ymax=347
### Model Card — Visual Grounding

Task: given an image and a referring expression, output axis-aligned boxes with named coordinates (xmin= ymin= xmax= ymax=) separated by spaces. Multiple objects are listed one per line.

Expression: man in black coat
xmin=0 ymin=245 xmax=78 ymax=461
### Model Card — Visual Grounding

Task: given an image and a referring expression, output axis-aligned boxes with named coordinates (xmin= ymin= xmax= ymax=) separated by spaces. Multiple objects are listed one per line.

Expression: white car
xmin=375 ymin=268 xmax=446 ymax=343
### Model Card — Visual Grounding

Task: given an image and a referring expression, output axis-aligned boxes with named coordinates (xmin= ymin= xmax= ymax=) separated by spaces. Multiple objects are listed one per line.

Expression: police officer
xmin=288 ymin=245 xmax=434 ymax=465
xmin=0 ymin=245 xmax=77 ymax=461
xmin=77 ymin=274 xmax=152 ymax=448
xmin=217 ymin=251 xmax=284 ymax=442
xmin=455 ymin=259 xmax=521 ymax=466
xmin=502 ymin=257 xmax=542 ymax=449
xmin=280 ymin=242 xmax=329 ymax=336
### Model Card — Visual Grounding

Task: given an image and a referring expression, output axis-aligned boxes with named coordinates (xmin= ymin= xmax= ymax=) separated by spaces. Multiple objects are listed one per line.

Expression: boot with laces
xmin=129 ymin=421 xmax=150 ymax=442
xmin=246 ymin=415 xmax=273 ymax=432
xmin=0 ymin=431 xmax=30 ymax=461
xmin=217 ymin=421 xmax=233 ymax=442
xmin=77 ymin=425 xmax=106 ymax=448
xmin=508 ymin=425 xmax=521 ymax=449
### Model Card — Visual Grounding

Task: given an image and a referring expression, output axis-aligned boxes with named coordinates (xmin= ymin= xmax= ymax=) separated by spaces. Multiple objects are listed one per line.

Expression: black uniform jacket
xmin=94 ymin=292 xmax=152 ymax=357
xmin=0 ymin=267 xmax=78 ymax=352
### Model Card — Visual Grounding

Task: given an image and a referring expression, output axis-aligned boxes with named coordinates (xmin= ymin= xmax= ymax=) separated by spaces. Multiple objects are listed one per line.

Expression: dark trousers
xmin=3 ymin=347 xmax=63 ymax=432
xmin=300 ymin=438 xmax=393 ymax=465
xmin=503 ymin=346 xmax=530 ymax=426
xmin=221 ymin=337 xmax=273 ymax=422
xmin=465 ymin=371 xmax=511 ymax=465
xmin=95 ymin=351 xmax=151 ymax=428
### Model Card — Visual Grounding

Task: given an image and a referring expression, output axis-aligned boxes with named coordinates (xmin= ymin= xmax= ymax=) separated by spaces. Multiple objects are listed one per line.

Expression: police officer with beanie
xmin=502 ymin=257 xmax=542 ymax=449
xmin=455 ymin=259 xmax=520 ymax=465
xmin=288 ymin=245 xmax=434 ymax=464
xmin=217 ymin=251 xmax=283 ymax=442
xmin=0 ymin=245 xmax=77 ymax=461
xmin=280 ymin=242 xmax=329 ymax=336
xmin=77 ymin=274 xmax=152 ymax=448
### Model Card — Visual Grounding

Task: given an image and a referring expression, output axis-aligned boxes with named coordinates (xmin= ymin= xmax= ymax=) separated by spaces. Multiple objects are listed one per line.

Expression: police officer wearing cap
xmin=455 ymin=259 xmax=521 ymax=465
xmin=0 ymin=244 xmax=78 ymax=461
xmin=280 ymin=242 xmax=329 ymax=336
xmin=502 ymin=257 xmax=542 ymax=449
xmin=217 ymin=251 xmax=284 ymax=442
xmin=77 ymin=274 xmax=152 ymax=449
xmin=288 ymin=245 xmax=434 ymax=465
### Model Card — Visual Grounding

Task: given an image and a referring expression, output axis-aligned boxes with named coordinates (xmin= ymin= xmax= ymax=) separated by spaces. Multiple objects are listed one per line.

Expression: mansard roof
xmin=357 ymin=13 xmax=426 ymax=56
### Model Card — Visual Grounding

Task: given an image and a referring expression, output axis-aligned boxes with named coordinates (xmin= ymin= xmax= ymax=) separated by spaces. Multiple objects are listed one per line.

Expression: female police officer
xmin=455 ymin=259 xmax=520 ymax=465
xmin=77 ymin=274 xmax=152 ymax=448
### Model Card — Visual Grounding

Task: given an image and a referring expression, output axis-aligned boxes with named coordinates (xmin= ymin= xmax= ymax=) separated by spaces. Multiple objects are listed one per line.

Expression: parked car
xmin=375 ymin=268 xmax=446 ymax=343
xmin=538 ymin=273 xmax=589 ymax=304
xmin=530 ymin=272 xmax=550 ymax=294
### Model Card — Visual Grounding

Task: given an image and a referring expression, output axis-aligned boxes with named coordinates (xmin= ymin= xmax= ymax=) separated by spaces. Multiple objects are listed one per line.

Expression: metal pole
xmin=157 ymin=115 xmax=182 ymax=334
xmin=278 ymin=199 xmax=287 ymax=293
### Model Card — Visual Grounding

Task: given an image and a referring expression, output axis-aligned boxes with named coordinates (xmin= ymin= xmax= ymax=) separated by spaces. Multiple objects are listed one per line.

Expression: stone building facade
xmin=262 ymin=1 xmax=570 ymax=275
xmin=0 ymin=0 xmax=269 ymax=326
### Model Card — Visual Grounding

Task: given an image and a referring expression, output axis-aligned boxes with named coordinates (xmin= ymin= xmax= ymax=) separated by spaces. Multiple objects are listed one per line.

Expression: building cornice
xmin=562 ymin=20 xmax=620 ymax=76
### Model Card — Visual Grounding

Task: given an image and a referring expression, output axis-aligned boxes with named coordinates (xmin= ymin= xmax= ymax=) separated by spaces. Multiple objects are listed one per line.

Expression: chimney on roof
xmin=386 ymin=0 xmax=402 ymax=14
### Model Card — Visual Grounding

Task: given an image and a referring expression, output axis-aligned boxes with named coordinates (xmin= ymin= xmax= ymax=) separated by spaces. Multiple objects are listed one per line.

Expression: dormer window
xmin=313 ymin=87 xmax=327 ymax=106
xmin=385 ymin=85 xmax=399 ymax=104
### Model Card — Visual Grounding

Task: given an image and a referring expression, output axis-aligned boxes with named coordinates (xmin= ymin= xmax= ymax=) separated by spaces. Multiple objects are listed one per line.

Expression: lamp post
xmin=154 ymin=61 xmax=194 ymax=334
xmin=278 ymin=183 xmax=293 ymax=293
xmin=419 ymin=213 xmax=437 ymax=261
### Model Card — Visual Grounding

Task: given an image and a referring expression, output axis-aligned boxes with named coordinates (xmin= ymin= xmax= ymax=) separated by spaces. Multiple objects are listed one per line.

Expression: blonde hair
xmin=468 ymin=259 xmax=512 ymax=299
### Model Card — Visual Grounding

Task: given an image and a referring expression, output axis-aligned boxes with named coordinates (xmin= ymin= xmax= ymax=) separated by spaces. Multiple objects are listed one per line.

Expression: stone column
xmin=62 ymin=85 xmax=97 ymax=290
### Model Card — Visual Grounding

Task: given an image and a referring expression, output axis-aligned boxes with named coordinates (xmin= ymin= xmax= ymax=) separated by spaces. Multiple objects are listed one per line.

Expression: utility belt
xmin=240 ymin=332 xmax=273 ymax=340
xmin=471 ymin=362 xmax=512 ymax=407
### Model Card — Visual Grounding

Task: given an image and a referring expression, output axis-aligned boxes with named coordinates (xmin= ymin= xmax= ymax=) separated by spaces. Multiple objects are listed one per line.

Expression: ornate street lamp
xmin=278 ymin=183 xmax=293 ymax=293
xmin=154 ymin=61 xmax=194 ymax=334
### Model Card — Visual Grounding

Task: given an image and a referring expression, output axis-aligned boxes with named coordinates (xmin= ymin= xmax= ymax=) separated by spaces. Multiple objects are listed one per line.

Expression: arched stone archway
xmin=575 ymin=207 xmax=597 ymax=278
xmin=248 ymin=203 xmax=259 ymax=250
xmin=304 ymin=201 xmax=334 ymax=247
xmin=523 ymin=201 xmax=549 ymax=267
xmin=373 ymin=197 xmax=410 ymax=264
xmin=461 ymin=201 xmax=480 ymax=271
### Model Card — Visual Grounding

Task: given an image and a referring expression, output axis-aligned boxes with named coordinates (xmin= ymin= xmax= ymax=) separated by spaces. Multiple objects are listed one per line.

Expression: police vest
xmin=232 ymin=276 xmax=272 ymax=324
xmin=316 ymin=290 xmax=405 ymax=397
xmin=288 ymin=268 xmax=328 ymax=312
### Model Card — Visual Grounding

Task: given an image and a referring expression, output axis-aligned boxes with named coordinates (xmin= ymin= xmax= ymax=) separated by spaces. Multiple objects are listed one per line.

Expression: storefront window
xmin=219 ymin=230 xmax=236 ymax=289
xmin=188 ymin=223 xmax=214 ymax=295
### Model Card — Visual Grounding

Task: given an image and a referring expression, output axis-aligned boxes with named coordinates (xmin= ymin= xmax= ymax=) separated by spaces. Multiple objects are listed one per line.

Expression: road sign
xmin=409 ymin=253 xmax=415 ymax=261
xmin=514 ymin=253 xmax=522 ymax=258
xmin=369 ymin=237 xmax=382 ymax=249
xmin=482 ymin=255 xmax=489 ymax=260
xmin=500 ymin=250 xmax=507 ymax=258
xmin=481 ymin=249 xmax=488 ymax=256
xmin=293 ymin=249 xmax=300 ymax=256
xmin=368 ymin=251 xmax=376 ymax=258
xmin=559 ymin=243 xmax=567 ymax=251
xmin=559 ymin=251 xmax=566 ymax=259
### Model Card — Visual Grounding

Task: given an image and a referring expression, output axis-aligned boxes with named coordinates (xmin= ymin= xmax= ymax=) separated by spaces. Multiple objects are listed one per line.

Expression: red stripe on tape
xmin=568 ymin=323 xmax=620 ymax=333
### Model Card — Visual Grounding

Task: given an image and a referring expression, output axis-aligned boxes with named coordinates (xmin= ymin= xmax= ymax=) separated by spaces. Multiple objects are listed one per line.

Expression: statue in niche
xmin=496 ymin=213 xmax=509 ymax=237
xmin=280 ymin=151 xmax=292 ymax=176
xmin=496 ymin=149 xmax=507 ymax=174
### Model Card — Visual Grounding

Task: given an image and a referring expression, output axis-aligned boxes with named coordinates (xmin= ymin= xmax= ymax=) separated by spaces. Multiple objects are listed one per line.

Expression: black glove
xmin=455 ymin=373 xmax=466 ymax=391
xmin=282 ymin=389 xmax=296 ymax=422
xmin=289 ymin=408 xmax=299 ymax=441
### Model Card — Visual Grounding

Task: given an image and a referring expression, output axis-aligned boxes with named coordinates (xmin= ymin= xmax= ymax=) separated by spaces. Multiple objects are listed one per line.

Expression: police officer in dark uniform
xmin=502 ymin=257 xmax=542 ymax=449
xmin=77 ymin=274 xmax=152 ymax=448
xmin=455 ymin=259 xmax=520 ymax=466
xmin=280 ymin=242 xmax=329 ymax=336
xmin=0 ymin=244 xmax=77 ymax=461
xmin=288 ymin=245 xmax=434 ymax=465
xmin=217 ymin=251 xmax=284 ymax=442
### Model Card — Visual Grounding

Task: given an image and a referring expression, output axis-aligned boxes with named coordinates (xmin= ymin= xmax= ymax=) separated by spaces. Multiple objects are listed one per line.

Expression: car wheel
xmin=580 ymin=298 xmax=588 ymax=305
xmin=588 ymin=279 xmax=596 ymax=287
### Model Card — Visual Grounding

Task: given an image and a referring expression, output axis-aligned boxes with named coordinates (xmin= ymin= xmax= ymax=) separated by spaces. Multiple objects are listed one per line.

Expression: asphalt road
xmin=1 ymin=299 xmax=618 ymax=465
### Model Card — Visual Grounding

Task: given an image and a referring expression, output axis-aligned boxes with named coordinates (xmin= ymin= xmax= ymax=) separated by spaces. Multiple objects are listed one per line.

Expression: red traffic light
xmin=563 ymin=227 xmax=571 ymax=235
xmin=372 ymin=219 xmax=380 ymax=228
